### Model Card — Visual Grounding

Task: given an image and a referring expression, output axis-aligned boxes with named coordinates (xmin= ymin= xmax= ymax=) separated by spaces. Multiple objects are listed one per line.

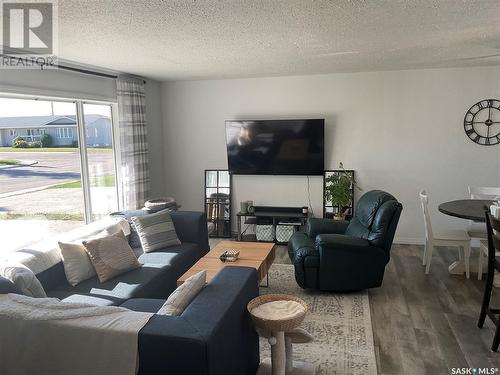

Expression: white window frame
xmin=56 ymin=127 xmax=74 ymax=139
xmin=0 ymin=92 xmax=121 ymax=223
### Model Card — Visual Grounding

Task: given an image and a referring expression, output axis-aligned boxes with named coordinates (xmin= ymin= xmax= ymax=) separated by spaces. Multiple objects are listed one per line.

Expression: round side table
xmin=248 ymin=294 xmax=314 ymax=375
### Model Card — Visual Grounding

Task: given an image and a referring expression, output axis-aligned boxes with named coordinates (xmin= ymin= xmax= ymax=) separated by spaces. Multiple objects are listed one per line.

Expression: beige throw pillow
xmin=83 ymin=230 xmax=141 ymax=283
xmin=58 ymin=222 xmax=127 ymax=286
xmin=157 ymin=270 xmax=206 ymax=316
xmin=58 ymin=242 xmax=97 ymax=286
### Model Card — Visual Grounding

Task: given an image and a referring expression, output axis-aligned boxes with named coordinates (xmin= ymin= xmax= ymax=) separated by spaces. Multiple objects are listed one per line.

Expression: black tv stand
xmin=236 ymin=206 xmax=308 ymax=243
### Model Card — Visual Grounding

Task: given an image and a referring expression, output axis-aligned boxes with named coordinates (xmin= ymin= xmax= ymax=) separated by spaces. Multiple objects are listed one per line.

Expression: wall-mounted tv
xmin=225 ymin=119 xmax=324 ymax=175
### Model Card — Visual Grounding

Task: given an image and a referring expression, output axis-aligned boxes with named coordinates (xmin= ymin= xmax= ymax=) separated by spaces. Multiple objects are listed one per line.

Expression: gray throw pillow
xmin=131 ymin=209 xmax=181 ymax=253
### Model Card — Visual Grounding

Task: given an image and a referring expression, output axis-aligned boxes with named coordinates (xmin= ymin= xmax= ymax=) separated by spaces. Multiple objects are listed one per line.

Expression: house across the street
xmin=0 ymin=115 xmax=112 ymax=147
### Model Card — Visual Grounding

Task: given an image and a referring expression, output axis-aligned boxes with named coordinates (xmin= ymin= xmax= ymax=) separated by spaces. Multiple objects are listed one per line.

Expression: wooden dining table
xmin=438 ymin=199 xmax=495 ymax=275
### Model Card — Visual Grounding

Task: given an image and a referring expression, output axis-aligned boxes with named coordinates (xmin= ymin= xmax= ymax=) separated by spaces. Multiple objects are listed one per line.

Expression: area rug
xmin=259 ymin=264 xmax=377 ymax=375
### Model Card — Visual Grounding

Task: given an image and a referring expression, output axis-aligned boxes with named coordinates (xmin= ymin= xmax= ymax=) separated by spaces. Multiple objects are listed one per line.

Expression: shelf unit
xmin=236 ymin=206 xmax=307 ymax=244
xmin=323 ymin=169 xmax=355 ymax=220
xmin=204 ymin=169 xmax=232 ymax=238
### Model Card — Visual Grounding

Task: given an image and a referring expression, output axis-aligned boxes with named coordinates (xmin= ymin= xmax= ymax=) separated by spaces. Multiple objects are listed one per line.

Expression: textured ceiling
xmin=57 ymin=0 xmax=500 ymax=81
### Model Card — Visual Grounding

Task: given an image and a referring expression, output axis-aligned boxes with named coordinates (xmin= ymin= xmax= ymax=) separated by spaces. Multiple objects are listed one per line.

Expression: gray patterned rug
xmin=259 ymin=264 xmax=377 ymax=375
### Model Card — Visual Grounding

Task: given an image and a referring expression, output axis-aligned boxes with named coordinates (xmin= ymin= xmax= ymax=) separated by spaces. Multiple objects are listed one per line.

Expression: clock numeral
xmin=497 ymin=135 xmax=500 ymax=143
xmin=485 ymin=137 xmax=491 ymax=145
xmin=473 ymin=134 xmax=482 ymax=143
xmin=487 ymin=100 xmax=493 ymax=108
xmin=477 ymin=101 xmax=485 ymax=110
xmin=466 ymin=128 xmax=475 ymax=136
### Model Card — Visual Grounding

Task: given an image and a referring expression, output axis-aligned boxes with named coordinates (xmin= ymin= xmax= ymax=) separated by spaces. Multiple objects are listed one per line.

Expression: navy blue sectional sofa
xmin=37 ymin=211 xmax=210 ymax=305
xmin=0 ymin=210 xmax=260 ymax=375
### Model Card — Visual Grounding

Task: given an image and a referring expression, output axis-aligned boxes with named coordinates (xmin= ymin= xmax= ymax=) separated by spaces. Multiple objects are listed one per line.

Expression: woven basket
xmin=247 ymin=294 xmax=308 ymax=332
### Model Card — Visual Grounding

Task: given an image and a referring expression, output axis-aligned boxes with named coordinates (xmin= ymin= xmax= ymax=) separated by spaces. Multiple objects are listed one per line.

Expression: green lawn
xmin=0 ymin=147 xmax=111 ymax=153
xmin=0 ymin=159 xmax=21 ymax=165
xmin=49 ymin=175 xmax=115 ymax=189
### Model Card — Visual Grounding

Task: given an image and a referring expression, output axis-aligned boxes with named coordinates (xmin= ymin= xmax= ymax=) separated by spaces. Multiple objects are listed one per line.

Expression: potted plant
xmin=324 ymin=162 xmax=360 ymax=220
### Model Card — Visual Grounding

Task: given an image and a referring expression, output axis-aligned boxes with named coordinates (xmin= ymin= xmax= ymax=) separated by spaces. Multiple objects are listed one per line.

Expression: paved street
xmin=0 ymin=150 xmax=116 ymax=252
xmin=0 ymin=151 xmax=114 ymax=194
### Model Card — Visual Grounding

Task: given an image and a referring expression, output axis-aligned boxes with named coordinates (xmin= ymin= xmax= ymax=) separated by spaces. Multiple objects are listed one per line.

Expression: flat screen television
xmin=225 ymin=119 xmax=324 ymax=175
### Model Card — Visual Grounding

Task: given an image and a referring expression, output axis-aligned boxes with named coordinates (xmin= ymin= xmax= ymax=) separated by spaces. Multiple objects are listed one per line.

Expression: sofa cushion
xmin=120 ymin=298 xmax=166 ymax=313
xmin=46 ymin=243 xmax=201 ymax=303
xmin=47 ymin=265 xmax=166 ymax=303
xmin=138 ymin=243 xmax=199 ymax=270
xmin=58 ymin=293 xmax=126 ymax=306
xmin=0 ymin=276 xmax=23 ymax=295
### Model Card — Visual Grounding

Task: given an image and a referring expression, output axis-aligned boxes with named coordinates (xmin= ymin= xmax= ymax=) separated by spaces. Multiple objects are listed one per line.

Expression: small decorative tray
xmin=219 ymin=249 xmax=240 ymax=262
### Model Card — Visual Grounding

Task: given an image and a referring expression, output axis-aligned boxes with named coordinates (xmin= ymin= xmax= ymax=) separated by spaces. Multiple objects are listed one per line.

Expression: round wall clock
xmin=464 ymin=99 xmax=500 ymax=146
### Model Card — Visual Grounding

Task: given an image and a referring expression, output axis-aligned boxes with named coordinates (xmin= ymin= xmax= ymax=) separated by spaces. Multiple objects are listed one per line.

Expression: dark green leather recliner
xmin=288 ymin=190 xmax=402 ymax=292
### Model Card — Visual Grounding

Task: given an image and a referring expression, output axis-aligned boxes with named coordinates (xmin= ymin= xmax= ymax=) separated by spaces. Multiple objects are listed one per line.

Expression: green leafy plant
xmin=40 ymin=133 xmax=52 ymax=147
xmin=324 ymin=162 xmax=360 ymax=219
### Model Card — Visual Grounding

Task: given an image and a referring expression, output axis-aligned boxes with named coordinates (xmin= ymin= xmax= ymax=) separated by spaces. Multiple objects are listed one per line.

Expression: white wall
xmin=161 ymin=66 xmax=500 ymax=244
xmin=0 ymin=69 xmax=165 ymax=197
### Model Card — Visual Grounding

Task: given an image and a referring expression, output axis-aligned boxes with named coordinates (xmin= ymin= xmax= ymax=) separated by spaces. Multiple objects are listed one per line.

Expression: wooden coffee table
xmin=177 ymin=241 xmax=276 ymax=286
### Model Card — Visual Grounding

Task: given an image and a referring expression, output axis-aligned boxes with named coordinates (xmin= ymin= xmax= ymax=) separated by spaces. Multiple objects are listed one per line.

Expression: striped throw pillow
xmin=131 ymin=209 xmax=181 ymax=253
xmin=157 ymin=270 xmax=206 ymax=316
xmin=82 ymin=230 xmax=141 ymax=283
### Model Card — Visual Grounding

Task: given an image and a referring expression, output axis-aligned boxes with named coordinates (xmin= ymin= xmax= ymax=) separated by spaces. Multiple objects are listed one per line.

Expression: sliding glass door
xmin=79 ymin=103 xmax=119 ymax=221
xmin=0 ymin=94 xmax=120 ymax=253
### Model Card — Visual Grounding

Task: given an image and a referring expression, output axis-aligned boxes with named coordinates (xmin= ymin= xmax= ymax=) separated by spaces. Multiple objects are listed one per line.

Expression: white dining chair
xmin=419 ymin=190 xmax=471 ymax=278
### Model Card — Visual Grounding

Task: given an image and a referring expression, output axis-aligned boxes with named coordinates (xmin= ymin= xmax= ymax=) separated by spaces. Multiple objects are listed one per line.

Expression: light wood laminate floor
xmin=277 ymin=243 xmax=500 ymax=374
xmin=211 ymin=239 xmax=500 ymax=374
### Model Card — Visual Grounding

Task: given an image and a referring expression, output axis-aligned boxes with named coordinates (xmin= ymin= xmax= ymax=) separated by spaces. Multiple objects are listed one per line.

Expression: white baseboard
xmin=393 ymin=237 xmax=482 ymax=247
xmin=393 ymin=237 xmax=424 ymax=245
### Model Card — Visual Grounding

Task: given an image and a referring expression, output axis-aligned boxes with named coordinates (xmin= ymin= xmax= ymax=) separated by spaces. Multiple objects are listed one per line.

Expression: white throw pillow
xmin=58 ymin=242 xmax=97 ymax=287
xmin=0 ymin=263 xmax=47 ymax=298
xmin=58 ymin=222 xmax=127 ymax=286
xmin=157 ymin=270 xmax=206 ymax=316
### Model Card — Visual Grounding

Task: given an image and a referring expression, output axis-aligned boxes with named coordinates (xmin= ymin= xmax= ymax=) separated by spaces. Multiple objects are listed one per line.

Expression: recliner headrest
xmin=355 ymin=190 xmax=397 ymax=229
